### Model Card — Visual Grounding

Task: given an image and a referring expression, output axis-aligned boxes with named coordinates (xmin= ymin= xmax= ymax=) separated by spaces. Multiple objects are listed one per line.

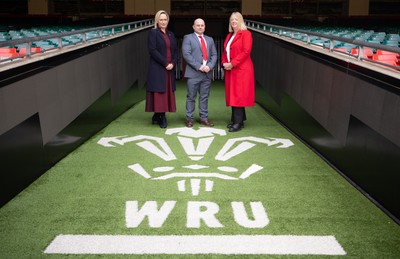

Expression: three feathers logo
xmin=97 ymin=127 xmax=294 ymax=196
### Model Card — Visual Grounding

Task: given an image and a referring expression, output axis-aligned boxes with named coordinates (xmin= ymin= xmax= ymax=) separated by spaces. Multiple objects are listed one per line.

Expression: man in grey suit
xmin=182 ymin=18 xmax=217 ymax=127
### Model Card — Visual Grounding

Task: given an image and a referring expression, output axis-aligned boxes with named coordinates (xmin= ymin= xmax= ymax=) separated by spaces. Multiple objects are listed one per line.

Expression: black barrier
xmin=251 ymin=29 xmax=400 ymax=224
xmin=0 ymin=27 xmax=150 ymax=207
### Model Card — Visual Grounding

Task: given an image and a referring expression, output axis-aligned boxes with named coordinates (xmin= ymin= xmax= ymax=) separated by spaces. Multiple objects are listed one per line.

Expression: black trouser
xmin=231 ymin=107 xmax=246 ymax=124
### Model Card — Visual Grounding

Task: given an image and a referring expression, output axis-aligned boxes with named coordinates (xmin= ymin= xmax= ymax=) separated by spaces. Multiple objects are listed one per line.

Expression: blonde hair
xmin=154 ymin=10 xmax=169 ymax=28
xmin=228 ymin=12 xmax=247 ymax=32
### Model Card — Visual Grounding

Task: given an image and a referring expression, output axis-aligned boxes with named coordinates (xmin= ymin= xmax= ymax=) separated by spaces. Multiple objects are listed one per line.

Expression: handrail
xmin=245 ymin=19 xmax=400 ymax=71
xmin=0 ymin=19 xmax=154 ymax=62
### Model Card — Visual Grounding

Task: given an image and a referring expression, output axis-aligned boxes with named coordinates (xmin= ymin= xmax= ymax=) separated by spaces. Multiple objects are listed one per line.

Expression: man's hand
xmin=199 ymin=65 xmax=211 ymax=73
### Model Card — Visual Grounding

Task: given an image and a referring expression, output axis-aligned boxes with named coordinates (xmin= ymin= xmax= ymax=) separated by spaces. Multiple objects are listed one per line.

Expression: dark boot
xmin=159 ymin=113 xmax=167 ymax=128
xmin=226 ymin=122 xmax=244 ymax=129
xmin=228 ymin=123 xmax=243 ymax=132
xmin=228 ymin=107 xmax=245 ymax=130
xmin=227 ymin=122 xmax=244 ymax=128
xmin=152 ymin=113 xmax=161 ymax=125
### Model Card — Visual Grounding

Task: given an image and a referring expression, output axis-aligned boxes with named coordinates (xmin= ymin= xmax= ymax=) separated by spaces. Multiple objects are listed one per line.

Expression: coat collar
xmin=156 ymin=27 xmax=170 ymax=36
xmin=193 ymin=32 xmax=207 ymax=45
xmin=229 ymin=30 xmax=243 ymax=44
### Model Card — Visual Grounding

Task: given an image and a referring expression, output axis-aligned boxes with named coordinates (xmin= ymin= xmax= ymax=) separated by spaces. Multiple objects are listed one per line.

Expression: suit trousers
xmin=231 ymin=107 xmax=247 ymax=124
xmin=186 ymin=74 xmax=212 ymax=121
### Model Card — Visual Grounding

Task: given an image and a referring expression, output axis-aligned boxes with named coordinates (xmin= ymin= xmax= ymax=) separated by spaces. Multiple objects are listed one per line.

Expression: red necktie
xmin=199 ymin=35 xmax=208 ymax=60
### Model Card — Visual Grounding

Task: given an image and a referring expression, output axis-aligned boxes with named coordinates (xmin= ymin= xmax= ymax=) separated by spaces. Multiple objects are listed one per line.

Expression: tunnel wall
xmin=0 ymin=29 xmax=149 ymax=206
xmin=252 ymin=30 xmax=400 ymax=223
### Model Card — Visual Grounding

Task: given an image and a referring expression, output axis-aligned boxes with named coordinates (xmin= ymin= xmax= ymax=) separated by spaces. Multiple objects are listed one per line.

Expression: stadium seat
xmin=334 ymin=48 xmax=349 ymax=53
xmin=19 ymin=47 xmax=43 ymax=57
xmin=372 ymin=54 xmax=398 ymax=61
xmin=376 ymin=49 xmax=399 ymax=57
xmin=0 ymin=52 xmax=19 ymax=60
xmin=0 ymin=47 xmax=17 ymax=54
xmin=374 ymin=59 xmax=398 ymax=67
xmin=372 ymin=54 xmax=399 ymax=67
xmin=351 ymin=47 xmax=374 ymax=58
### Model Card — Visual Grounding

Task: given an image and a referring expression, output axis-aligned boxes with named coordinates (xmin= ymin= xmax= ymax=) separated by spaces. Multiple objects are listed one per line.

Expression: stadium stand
xmin=0 ymin=21 xmax=150 ymax=64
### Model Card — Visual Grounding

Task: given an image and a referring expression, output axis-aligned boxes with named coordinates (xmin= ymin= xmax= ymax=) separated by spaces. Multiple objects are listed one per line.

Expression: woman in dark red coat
xmin=222 ymin=12 xmax=255 ymax=132
xmin=145 ymin=10 xmax=178 ymax=128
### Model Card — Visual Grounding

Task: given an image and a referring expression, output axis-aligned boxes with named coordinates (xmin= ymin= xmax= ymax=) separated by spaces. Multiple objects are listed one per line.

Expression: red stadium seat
xmin=376 ymin=59 xmax=398 ymax=66
xmin=376 ymin=49 xmax=399 ymax=58
xmin=19 ymin=47 xmax=42 ymax=55
xmin=334 ymin=48 xmax=348 ymax=53
xmin=351 ymin=47 xmax=374 ymax=58
xmin=0 ymin=52 xmax=19 ymax=60
xmin=372 ymin=54 xmax=399 ymax=67
xmin=372 ymin=54 xmax=398 ymax=61
xmin=0 ymin=48 xmax=17 ymax=54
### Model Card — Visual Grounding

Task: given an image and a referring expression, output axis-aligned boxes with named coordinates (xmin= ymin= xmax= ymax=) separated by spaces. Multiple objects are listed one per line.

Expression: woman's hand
xmin=223 ymin=62 xmax=233 ymax=70
xmin=166 ymin=63 xmax=174 ymax=70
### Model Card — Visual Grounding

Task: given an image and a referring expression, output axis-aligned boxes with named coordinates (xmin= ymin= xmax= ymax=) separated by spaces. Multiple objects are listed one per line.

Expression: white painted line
xmin=239 ymin=164 xmax=263 ymax=179
xmin=190 ymin=178 xmax=201 ymax=196
xmin=177 ymin=180 xmax=186 ymax=192
xmin=205 ymin=180 xmax=214 ymax=191
xmin=151 ymin=172 xmax=238 ymax=180
xmin=44 ymin=235 xmax=346 ymax=255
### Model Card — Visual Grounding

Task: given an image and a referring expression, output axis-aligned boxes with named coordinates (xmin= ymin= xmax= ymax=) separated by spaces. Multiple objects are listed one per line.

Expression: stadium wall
xmin=0 ymin=29 xmax=149 ymax=207
xmin=252 ymin=30 xmax=400 ymax=223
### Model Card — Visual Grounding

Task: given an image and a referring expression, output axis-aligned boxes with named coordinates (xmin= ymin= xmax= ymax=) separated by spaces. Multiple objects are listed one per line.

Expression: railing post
xmin=26 ymin=42 xmax=32 ymax=58
xmin=358 ymin=47 xmax=364 ymax=61
xmin=58 ymin=37 xmax=62 ymax=48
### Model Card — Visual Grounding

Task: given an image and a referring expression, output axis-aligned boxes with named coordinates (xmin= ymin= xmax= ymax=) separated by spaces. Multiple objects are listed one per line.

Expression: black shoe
xmin=159 ymin=115 xmax=167 ymax=128
xmin=227 ymin=122 xmax=244 ymax=128
xmin=228 ymin=123 xmax=243 ymax=132
xmin=152 ymin=113 xmax=160 ymax=124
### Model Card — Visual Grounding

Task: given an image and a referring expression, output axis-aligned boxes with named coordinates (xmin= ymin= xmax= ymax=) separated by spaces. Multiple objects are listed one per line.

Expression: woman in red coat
xmin=222 ymin=12 xmax=255 ymax=132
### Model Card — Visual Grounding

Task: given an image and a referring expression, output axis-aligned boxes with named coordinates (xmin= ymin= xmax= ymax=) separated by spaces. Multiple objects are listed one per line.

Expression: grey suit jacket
xmin=182 ymin=33 xmax=217 ymax=79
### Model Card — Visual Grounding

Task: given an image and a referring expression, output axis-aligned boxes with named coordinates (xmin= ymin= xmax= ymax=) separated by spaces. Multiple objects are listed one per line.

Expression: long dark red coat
xmin=221 ymin=29 xmax=255 ymax=107
xmin=146 ymin=28 xmax=178 ymax=93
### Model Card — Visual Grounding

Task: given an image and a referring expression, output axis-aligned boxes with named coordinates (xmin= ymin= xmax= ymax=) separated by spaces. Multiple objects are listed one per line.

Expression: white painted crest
xmin=97 ymin=127 xmax=294 ymax=196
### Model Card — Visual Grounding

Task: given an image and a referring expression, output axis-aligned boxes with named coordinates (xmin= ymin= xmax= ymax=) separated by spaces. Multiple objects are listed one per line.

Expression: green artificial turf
xmin=0 ymin=81 xmax=399 ymax=258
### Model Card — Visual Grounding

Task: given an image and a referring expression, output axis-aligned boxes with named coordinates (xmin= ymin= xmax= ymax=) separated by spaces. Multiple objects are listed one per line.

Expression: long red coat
xmin=221 ymin=29 xmax=255 ymax=107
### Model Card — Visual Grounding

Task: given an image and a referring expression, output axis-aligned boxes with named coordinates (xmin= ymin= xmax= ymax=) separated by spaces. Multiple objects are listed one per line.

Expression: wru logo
xmin=97 ymin=127 xmax=294 ymax=229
